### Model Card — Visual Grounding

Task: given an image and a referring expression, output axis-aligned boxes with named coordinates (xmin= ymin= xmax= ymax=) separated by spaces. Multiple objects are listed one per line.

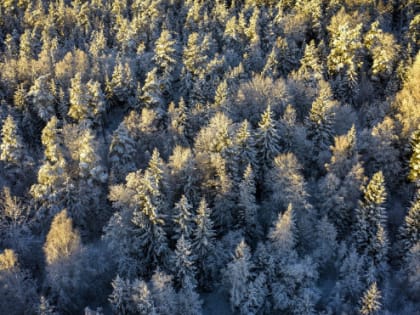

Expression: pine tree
xmin=354 ymin=171 xmax=388 ymax=275
xmin=225 ymin=120 xmax=257 ymax=183
xmin=255 ymin=105 xmax=281 ymax=174
xmin=172 ymin=195 xmax=194 ymax=240
xmin=408 ymin=127 xmax=420 ymax=185
xmin=192 ymin=198 xmax=215 ymax=259
xmin=68 ymin=73 xmax=89 ymax=122
xmin=225 ymin=240 xmax=252 ymax=312
xmin=305 ymin=81 xmax=337 ymax=172
xmin=177 ymin=276 xmax=203 ymax=315
xmin=269 ymin=204 xmax=296 ymax=254
xmin=149 ymin=270 xmax=178 ymax=315
xmin=297 ymin=40 xmax=324 ymax=84
xmin=399 ymin=196 xmax=420 ymax=254
xmin=192 ymin=198 xmax=215 ymax=286
xmin=173 ymin=234 xmax=197 ymax=288
xmin=41 ymin=116 xmax=62 ymax=163
xmin=109 ymin=122 xmax=137 ymax=183
xmin=0 ymin=249 xmax=38 ymax=315
xmin=109 ymin=275 xmax=132 ymax=315
xmin=153 ymin=29 xmax=178 ymax=77
xmin=131 ymin=279 xmax=156 ymax=315
xmin=77 ymin=128 xmax=107 ymax=184
xmin=238 ymin=165 xmax=260 ymax=240
xmin=28 ymin=74 xmax=55 ymax=122
xmin=141 ymin=68 xmax=165 ymax=114
xmin=0 ymin=115 xmax=27 ymax=168
xmin=359 ymin=282 xmax=382 ymax=315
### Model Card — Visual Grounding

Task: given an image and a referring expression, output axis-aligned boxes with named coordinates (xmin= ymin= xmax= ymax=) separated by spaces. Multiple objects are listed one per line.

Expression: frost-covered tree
xmin=238 ymin=165 xmax=260 ymax=240
xmin=68 ymin=74 xmax=106 ymax=125
xmin=359 ymin=282 xmax=382 ymax=315
xmin=0 ymin=115 xmax=29 ymax=170
xmin=44 ymin=209 xmax=81 ymax=265
xmin=177 ymin=276 xmax=202 ymax=315
xmin=320 ymin=126 xmax=365 ymax=237
xmin=172 ymin=195 xmax=194 ymax=240
xmin=225 ymin=240 xmax=252 ymax=312
xmin=327 ymin=9 xmax=364 ymax=101
xmin=305 ymin=81 xmax=337 ymax=172
xmin=109 ymin=275 xmax=132 ymax=315
xmin=28 ymin=74 xmax=55 ymax=122
xmin=399 ymin=196 xmax=420 ymax=255
xmin=255 ymin=105 xmax=281 ymax=175
xmin=149 ymin=270 xmax=178 ymax=315
xmin=364 ymin=21 xmax=399 ymax=83
xmin=131 ymin=279 xmax=156 ymax=315
xmin=109 ymin=122 xmax=137 ymax=183
xmin=141 ymin=67 xmax=165 ymax=114
xmin=268 ymin=153 xmax=314 ymax=246
xmin=0 ymin=249 xmax=38 ymax=315
xmin=30 ymin=117 xmax=68 ymax=212
xmin=268 ymin=204 xmax=296 ymax=254
xmin=225 ymin=120 xmax=257 ymax=183
xmin=408 ymin=127 xmax=420 ymax=185
xmin=106 ymin=156 xmax=169 ymax=277
xmin=192 ymin=198 xmax=215 ymax=286
xmin=173 ymin=234 xmax=197 ymax=288
xmin=354 ymin=171 xmax=389 ymax=278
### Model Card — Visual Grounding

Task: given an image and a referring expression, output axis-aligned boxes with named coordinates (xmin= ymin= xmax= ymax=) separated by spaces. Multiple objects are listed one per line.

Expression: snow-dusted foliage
xmin=0 ymin=0 xmax=417 ymax=314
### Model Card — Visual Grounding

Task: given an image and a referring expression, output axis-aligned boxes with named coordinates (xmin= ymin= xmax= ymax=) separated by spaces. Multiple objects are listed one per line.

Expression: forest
xmin=0 ymin=0 xmax=419 ymax=314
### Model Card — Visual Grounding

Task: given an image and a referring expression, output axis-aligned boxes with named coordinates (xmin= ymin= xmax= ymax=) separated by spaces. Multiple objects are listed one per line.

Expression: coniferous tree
xmin=255 ymin=105 xmax=281 ymax=176
xmin=173 ymin=234 xmax=197 ymax=288
xmin=28 ymin=74 xmax=55 ymax=122
xmin=225 ymin=239 xmax=252 ymax=313
xmin=305 ymin=81 xmax=337 ymax=173
xmin=399 ymin=195 xmax=420 ymax=255
xmin=192 ymin=198 xmax=215 ymax=286
xmin=238 ymin=164 xmax=260 ymax=240
xmin=408 ymin=127 xmax=420 ymax=185
xmin=354 ymin=171 xmax=389 ymax=278
xmin=0 ymin=115 xmax=30 ymax=170
xmin=172 ymin=195 xmax=194 ymax=240
xmin=359 ymin=282 xmax=382 ymax=315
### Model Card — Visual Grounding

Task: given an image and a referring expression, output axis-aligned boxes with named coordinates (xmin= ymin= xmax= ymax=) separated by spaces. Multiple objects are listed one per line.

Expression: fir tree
xmin=172 ymin=195 xmax=194 ymax=240
xmin=269 ymin=204 xmax=296 ymax=254
xmin=173 ymin=234 xmax=197 ymax=288
xmin=238 ymin=164 xmax=260 ymax=240
xmin=408 ymin=127 xmax=420 ymax=185
xmin=399 ymin=196 xmax=420 ymax=255
xmin=28 ymin=74 xmax=55 ymax=122
xmin=0 ymin=115 xmax=28 ymax=169
xmin=225 ymin=240 xmax=252 ymax=312
xmin=255 ymin=105 xmax=281 ymax=175
xmin=359 ymin=282 xmax=382 ymax=315
xmin=354 ymin=171 xmax=388 ymax=277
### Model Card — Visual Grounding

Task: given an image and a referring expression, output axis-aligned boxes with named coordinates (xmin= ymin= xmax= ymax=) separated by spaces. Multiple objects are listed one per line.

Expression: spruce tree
xmin=359 ymin=282 xmax=382 ymax=315
xmin=408 ymin=127 xmax=420 ymax=185
xmin=0 ymin=115 xmax=27 ymax=169
xmin=255 ymin=105 xmax=281 ymax=175
xmin=172 ymin=195 xmax=194 ymax=240
xmin=354 ymin=171 xmax=388 ymax=276
xmin=399 ymin=196 xmax=420 ymax=255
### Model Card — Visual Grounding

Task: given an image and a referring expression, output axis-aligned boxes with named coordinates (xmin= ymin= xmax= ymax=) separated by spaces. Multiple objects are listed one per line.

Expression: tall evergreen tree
xmin=255 ymin=105 xmax=281 ymax=175
xmin=359 ymin=282 xmax=382 ymax=315
xmin=0 ymin=115 xmax=29 ymax=170
xmin=172 ymin=195 xmax=194 ymax=240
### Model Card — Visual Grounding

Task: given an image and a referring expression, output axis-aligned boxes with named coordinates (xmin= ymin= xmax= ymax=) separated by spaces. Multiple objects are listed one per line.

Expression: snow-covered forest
xmin=0 ymin=0 xmax=419 ymax=314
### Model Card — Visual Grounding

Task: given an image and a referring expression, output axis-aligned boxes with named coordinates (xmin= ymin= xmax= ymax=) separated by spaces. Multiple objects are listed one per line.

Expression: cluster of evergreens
xmin=0 ymin=0 xmax=419 ymax=314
